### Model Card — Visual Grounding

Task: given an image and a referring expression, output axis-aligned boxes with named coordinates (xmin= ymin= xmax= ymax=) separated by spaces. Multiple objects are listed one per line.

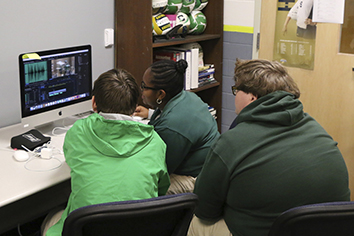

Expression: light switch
xmin=104 ymin=28 xmax=114 ymax=47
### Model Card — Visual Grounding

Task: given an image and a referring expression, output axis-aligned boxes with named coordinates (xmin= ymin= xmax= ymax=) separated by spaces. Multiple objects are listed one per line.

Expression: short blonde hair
xmin=233 ymin=59 xmax=300 ymax=98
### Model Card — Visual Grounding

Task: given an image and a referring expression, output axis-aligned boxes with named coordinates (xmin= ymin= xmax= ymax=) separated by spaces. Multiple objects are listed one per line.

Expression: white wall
xmin=222 ymin=0 xmax=258 ymax=132
xmin=0 ymin=1 xmax=115 ymax=128
xmin=224 ymin=0 xmax=256 ymax=27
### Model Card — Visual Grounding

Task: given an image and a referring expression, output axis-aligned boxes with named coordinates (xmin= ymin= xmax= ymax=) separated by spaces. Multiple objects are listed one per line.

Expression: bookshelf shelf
xmin=189 ymin=81 xmax=220 ymax=93
xmin=153 ymin=34 xmax=221 ymax=48
xmin=114 ymin=0 xmax=223 ymax=130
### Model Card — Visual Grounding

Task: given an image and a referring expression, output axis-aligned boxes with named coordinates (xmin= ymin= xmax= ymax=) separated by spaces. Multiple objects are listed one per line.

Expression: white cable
xmin=0 ymin=147 xmax=14 ymax=153
xmin=52 ymin=126 xmax=71 ymax=136
xmin=21 ymin=143 xmax=63 ymax=172
xmin=21 ymin=145 xmax=40 ymax=158
xmin=17 ymin=224 xmax=23 ymax=236
xmin=24 ymin=157 xmax=62 ymax=172
xmin=20 ymin=145 xmax=31 ymax=152
xmin=51 ymin=116 xmax=77 ymax=136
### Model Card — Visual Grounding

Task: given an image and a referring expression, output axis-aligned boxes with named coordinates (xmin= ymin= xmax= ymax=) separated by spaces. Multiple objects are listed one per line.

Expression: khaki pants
xmin=166 ymin=174 xmax=196 ymax=195
xmin=41 ymin=209 xmax=65 ymax=236
xmin=188 ymin=215 xmax=233 ymax=236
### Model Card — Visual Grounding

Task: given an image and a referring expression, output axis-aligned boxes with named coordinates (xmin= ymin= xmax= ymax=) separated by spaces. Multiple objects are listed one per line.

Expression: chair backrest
xmin=268 ymin=201 xmax=354 ymax=236
xmin=62 ymin=193 xmax=198 ymax=236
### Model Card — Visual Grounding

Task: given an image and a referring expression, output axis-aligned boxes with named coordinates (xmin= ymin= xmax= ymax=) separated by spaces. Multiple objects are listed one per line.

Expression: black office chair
xmin=62 ymin=193 xmax=198 ymax=236
xmin=268 ymin=201 xmax=354 ymax=236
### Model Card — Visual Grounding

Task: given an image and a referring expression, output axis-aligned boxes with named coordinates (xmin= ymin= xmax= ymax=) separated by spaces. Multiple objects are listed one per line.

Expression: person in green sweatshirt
xmin=42 ymin=68 xmax=170 ymax=236
xmin=133 ymin=59 xmax=220 ymax=194
xmin=188 ymin=59 xmax=350 ymax=236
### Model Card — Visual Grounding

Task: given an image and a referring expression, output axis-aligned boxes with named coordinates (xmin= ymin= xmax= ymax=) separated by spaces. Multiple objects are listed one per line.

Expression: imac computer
xmin=18 ymin=45 xmax=93 ymax=129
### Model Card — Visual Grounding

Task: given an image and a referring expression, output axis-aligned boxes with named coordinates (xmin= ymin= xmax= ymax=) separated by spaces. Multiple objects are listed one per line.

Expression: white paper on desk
xmin=313 ymin=0 xmax=345 ymax=24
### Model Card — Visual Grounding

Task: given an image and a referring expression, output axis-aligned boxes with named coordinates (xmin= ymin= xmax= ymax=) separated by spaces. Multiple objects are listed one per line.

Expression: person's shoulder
xmin=207 ymin=129 xmax=248 ymax=167
xmin=183 ymin=90 xmax=203 ymax=102
xmin=213 ymin=125 xmax=251 ymax=150
xmin=177 ymin=92 xmax=210 ymax=115
xmin=67 ymin=113 xmax=98 ymax=133
xmin=151 ymin=128 xmax=167 ymax=143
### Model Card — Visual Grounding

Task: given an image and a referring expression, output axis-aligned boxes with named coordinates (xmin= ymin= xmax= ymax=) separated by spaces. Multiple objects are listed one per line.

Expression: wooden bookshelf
xmin=114 ymin=0 xmax=223 ymax=130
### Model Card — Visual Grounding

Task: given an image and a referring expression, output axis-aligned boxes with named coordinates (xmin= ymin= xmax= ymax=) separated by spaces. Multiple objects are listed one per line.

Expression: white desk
xmin=0 ymin=121 xmax=72 ymax=233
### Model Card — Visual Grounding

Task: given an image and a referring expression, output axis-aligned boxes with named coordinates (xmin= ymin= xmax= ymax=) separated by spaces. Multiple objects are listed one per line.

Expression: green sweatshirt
xmin=149 ymin=90 xmax=220 ymax=177
xmin=194 ymin=91 xmax=350 ymax=236
xmin=46 ymin=113 xmax=170 ymax=236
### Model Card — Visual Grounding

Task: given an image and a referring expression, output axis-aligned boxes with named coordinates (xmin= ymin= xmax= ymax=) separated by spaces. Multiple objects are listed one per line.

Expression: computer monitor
xmin=18 ymin=45 xmax=92 ymax=129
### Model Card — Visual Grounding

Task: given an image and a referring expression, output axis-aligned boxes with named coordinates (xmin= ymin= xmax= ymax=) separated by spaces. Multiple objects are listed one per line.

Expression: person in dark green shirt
xmin=188 ymin=59 xmax=350 ymax=236
xmin=134 ymin=59 xmax=220 ymax=194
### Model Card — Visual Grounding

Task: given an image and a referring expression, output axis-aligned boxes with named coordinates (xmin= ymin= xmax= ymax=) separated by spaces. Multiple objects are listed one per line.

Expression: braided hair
xmin=149 ymin=59 xmax=188 ymax=99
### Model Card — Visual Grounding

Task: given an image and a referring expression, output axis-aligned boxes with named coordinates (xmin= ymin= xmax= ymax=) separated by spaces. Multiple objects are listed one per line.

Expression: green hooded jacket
xmin=46 ymin=113 xmax=170 ymax=236
xmin=194 ymin=91 xmax=350 ymax=236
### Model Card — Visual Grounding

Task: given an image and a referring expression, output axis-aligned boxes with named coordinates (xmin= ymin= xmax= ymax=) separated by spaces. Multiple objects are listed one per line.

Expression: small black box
xmin=11 ymin=129 xmax=51 ymax=151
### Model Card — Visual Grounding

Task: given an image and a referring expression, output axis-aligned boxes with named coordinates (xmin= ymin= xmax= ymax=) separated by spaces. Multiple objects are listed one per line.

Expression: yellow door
xmin=259 ymin=0 xmax=354 ymax=199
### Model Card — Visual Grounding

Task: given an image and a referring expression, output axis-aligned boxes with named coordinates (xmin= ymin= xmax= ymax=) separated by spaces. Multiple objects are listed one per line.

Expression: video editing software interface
xmin=19 ymin=46 xmax=92 ymax=117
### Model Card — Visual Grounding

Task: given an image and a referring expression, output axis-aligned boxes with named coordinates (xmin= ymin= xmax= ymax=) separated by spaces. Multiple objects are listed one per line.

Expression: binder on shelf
xmin=190 ymin=48 xmax=199 ymax=89
xmin=184 ymin=49 xmax=192 ymax=90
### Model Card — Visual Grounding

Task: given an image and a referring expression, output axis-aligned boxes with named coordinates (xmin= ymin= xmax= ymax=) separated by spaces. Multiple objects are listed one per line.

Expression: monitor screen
xmin=18 ymin=45 xmax=92 ymax=128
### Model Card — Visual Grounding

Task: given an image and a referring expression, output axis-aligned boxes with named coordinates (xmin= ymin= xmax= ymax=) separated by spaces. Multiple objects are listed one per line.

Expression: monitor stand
xmin=34 ymin=110 xmax=94 ymax=136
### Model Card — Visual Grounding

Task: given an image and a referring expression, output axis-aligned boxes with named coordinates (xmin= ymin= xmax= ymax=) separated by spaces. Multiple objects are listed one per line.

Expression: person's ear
xmin=250 ymin=93 xmax=258 ymax=102
xmin=158 ymin=89 xmax=166 ymax=100
xmin=92 ymin=95 xmax=98 ymax=112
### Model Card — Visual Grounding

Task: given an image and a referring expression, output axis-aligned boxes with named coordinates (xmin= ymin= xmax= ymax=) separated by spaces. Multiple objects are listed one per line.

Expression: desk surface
xmin=0 ymin=122 xmax=71 ymax=208
xmin=0 ymin=115 xmax=149 ymax=233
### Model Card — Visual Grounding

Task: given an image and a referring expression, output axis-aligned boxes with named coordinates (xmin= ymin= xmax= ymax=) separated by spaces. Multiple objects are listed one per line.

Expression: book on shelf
xmin=198 ymin=65 xmax=216 ymax=87
xmin=154 ymin=46 xmax=210 ymax=91
xmin=199 ymin=74 xmax=214 ymax=81
xmin=199 ymin=67 xmax=215 ymax=78
xmin=208 ymin=106 xmax=217 ymax=119
xmin=164 ymin=46 xmax=197 ymax=91
xmin=178 ymin=44 xmax=200 ymax=90
xmin=199 ymin=63 xmax=214 ymax=72
xmin=153 ymin=47 xmax=191 ymax=90
xmin=153 ymin=49 xmax=181 ymax=62
xmin=199 ymin=75 xmax=217 ymax=87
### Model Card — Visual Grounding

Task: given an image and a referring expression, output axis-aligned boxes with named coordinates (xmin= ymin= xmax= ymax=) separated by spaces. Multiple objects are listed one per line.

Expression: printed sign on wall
xmin=273 ymin=0 xmax=316 ymax=70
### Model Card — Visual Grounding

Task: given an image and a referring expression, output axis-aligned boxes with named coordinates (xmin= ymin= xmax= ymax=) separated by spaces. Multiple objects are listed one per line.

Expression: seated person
xmin=188 ymin=59 xmax=350 ymax=236
xmin=134 ymin=59 xmax=220 ymax=194
xmin=42 ymin=68 xmax=170 ymax=236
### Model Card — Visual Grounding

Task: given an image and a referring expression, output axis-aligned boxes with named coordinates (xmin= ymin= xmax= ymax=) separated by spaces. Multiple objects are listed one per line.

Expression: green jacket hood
xmin=236 ymin=91 xmax=304 ymax=126
xmin=80 ymin=113 xmax=156 ymax=157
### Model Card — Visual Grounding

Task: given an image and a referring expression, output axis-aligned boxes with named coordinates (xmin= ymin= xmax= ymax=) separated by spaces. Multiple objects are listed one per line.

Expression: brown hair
xmin=233 ymin=59 xmax=300 ymax=98
xmin=92 ymin=68 xmax=140 ymax=115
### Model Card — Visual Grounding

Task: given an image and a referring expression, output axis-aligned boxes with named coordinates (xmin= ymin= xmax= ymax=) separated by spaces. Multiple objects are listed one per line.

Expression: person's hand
xmin=282 ymin=26 xmax=288 ymax=36
xmin=305 ymin=18 xmax=316 ymax=26
xmin=133 ymin=106 xmax=149 ymax=118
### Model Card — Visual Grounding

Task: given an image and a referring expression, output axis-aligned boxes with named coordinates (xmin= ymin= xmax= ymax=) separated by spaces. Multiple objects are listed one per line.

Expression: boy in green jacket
xmin=42 ymin=68 xmax=170 ymax=236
